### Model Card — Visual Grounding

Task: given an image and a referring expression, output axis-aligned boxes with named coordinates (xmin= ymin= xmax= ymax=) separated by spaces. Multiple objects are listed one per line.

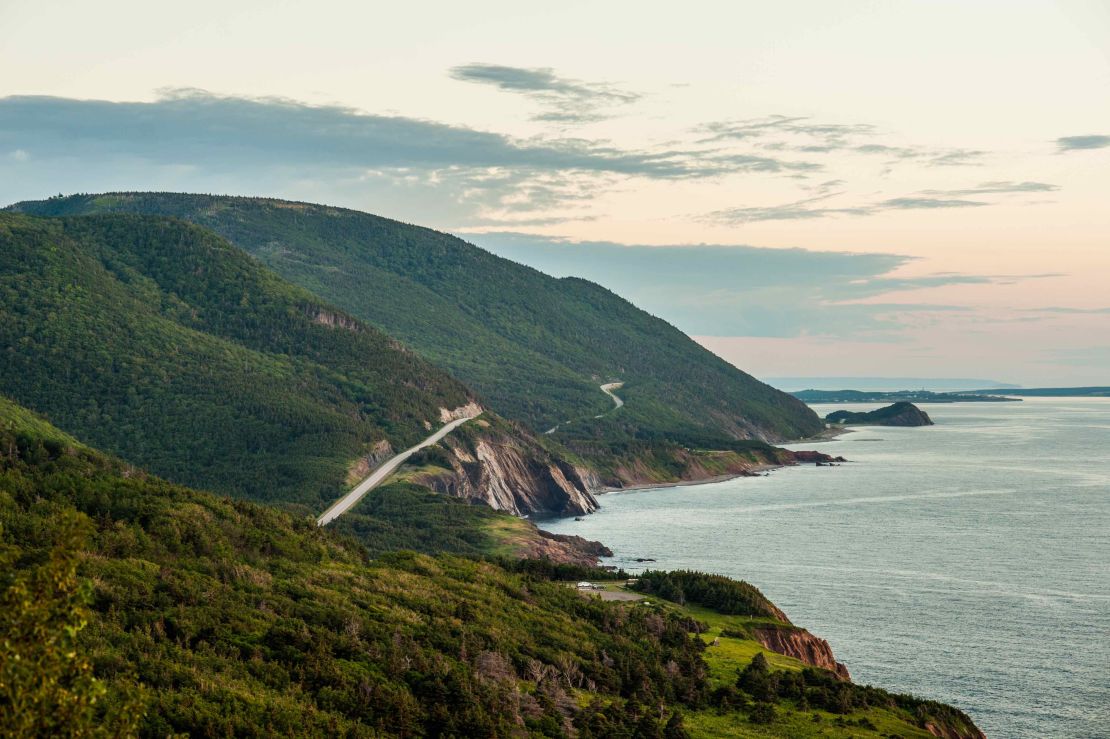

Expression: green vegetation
xmin=825 ymin=402 xmax=934 ymax=427
xmin=9 ymin=194 xmax=823 ymax=455
xmin=0 ymin=511 xmax=144 ymax=738
xmin=0 ymin=212 xmax=471 ymax=507
xmin=0 ymin=396 xmax=708 ymax=737
xmin=633 ymin=570 xmax=788 ymax=621
xmin=0 ymin=396 xmax=981 ymax=737
xmin=327 ymin=481 xmax=521 ymax=558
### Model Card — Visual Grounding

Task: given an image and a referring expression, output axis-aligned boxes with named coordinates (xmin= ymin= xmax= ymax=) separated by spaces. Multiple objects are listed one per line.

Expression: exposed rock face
xmin=786 ymin=450 xmax=847 ymax=464
xmin=309 ymin=308 xmax=361 ymax=332
xmin=753 ymin=626 xmax=851 ymax=681
xmin=520 ymin=531 xmax=613 ymax=566
xmin=826 ymin=401 xmax=934 ymax=427
xmin=923 ymin=721 xmax=987 ymax=739
xmin=345 ymin=439 xmax=394 ymax=485
xmin=439 ymin=402 xmax=483 ymax=423
xmin=416 ymin=420 xmax=599 ymax=517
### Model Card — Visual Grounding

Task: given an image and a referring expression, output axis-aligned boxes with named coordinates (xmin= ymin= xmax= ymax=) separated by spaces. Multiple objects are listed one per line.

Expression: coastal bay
xmin=542 ymin=398 xmax=1110 ymax=738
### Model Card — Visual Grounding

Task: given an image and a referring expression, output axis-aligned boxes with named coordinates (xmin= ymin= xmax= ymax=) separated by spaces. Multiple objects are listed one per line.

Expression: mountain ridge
xmin=0 ymin=211 xmax=596 ymax=517
xmin=8 ymin=193 xmax=823 ymax=464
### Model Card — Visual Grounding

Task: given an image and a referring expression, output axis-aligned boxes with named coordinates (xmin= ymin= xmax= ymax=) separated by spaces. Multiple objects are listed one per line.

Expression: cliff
xmin=754 ymin=625 xmax=851 ymax=680
xmin=599 ymin=445 xmax=847 ymax=492
xmin=826 ymin=401 xmax=935 ymax=427
xmin=405 ymin=416 xmax=599 ymax=517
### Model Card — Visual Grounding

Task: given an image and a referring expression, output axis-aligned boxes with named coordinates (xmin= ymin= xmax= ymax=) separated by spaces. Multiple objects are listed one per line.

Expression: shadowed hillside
xmin=9 ymin=194 xmax=823 ymax=455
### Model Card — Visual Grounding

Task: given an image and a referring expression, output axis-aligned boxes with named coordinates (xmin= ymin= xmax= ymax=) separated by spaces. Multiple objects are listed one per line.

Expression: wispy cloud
xmin=701 ymin=115 xmax=877 ymax=144
xmin=449 ymin=63 xmax=641 ymax=123
xmin=921 ymin=181 xmax=1058 ymax=196
xmin=700 ymin=115 xmax=987 ymax=168
xmin=878 ymin=197 xmax=987 ymax=210
xmin=0 ymin=89 xmax=820 ymax=224
xmin=702 ymin=193 xmax=870 ymax=223
xmin=1024 ymin=306 xmax=1110 ymax=315
xmin=1056 ymin=134 xmax=1110 ymax=152
xmin=703 ymin=192 xmax=987 ymax=224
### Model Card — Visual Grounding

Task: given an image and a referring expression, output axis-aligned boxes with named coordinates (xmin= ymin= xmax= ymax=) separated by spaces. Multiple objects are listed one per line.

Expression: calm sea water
xmin=541 ymin=398 xmax=1110 ymax=738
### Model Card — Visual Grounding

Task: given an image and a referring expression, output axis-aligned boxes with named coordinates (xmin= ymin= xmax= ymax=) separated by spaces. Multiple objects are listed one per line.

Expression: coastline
xmin=595 ymin=463 xmax=781 ymax=495
xmin=591 ymin=426 xmax=852 ymax=497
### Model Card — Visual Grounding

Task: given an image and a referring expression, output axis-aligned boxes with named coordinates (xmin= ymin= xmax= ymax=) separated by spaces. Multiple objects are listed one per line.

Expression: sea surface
xmin=540 ymin=398 xmax=1110 ymax=738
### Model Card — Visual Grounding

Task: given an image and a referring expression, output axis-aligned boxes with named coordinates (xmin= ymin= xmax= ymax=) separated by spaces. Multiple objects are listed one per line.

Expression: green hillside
xmin=0 ymin=212 xmax=473 ymax=507
xmin=9 ymin=193 xmax=823 ymax=451
xmin=0 ymin=396 xmax=982 ymax=738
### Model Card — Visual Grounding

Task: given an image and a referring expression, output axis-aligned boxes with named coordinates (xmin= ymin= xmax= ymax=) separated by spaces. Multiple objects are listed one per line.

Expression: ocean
xmin=540 ymin=398 xmax=1110 ymax=738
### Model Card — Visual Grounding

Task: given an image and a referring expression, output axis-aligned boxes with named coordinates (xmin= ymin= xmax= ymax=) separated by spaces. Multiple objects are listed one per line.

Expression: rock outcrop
xmin=826 ymin=401 xmax=934 ymax=427
xmin=753 ymin=626 xmax=851 ymax=681
xmin=411 ymin=417 xmax=599 ymax=517
xmin=519 ymin=531 xmax=614 ymax=566
xmin=923 ymin=721 xmax=988 ymax=739
xmin=788 ymin=450 xmax=847 ymax=464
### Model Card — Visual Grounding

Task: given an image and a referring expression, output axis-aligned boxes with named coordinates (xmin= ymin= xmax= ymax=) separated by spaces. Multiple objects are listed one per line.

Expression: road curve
xmin=599 ymin=382 xmax=624 ymax=410
xmin=548 ymin=382 xmax=625 ymax=431
xmin=317 ymin=413 xmax=481 ymax=526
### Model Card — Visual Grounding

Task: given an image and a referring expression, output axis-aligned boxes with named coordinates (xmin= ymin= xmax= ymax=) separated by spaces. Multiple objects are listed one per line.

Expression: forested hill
xmin=1 ymin=396 xmax=983 ymax=738
xmin=9 ymin=193 xmax=823 ymax=446
xmin=0 ymin=212 xmax=473 ymax=507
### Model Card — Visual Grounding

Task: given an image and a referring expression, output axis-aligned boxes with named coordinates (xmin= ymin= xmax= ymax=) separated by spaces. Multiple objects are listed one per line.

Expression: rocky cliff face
xmin=411 ymin=418 xmax=599 ymax=517
xmin=518 ymin=531 xmax=613 ymax=566
xmin=922 ymin=721 xmax=987 ymax=739
xmin=753 ymin=626 xmax=851 ymax=681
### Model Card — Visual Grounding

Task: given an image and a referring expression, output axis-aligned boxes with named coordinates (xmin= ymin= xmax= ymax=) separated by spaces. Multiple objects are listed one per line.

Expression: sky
xmin=2 ymin=0 xmax=1108 ymax=386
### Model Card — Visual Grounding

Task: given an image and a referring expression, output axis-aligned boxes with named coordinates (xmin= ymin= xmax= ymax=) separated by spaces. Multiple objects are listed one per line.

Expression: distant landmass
xmin=967 ymin=387 xmax=1110 ymax=397
xmin=826 ymin=402 xmax=935 ymax=427
xmin=794 ymin=389 xmax=1019 ymax=404
xmin=769 ymin=377 xmax=1018 ymax=392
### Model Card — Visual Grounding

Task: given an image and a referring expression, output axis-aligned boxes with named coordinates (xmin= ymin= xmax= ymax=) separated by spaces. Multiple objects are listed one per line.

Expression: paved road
xmin=316 ymin=413 xmax=481 ymax=526
xmin=547 ymin=382 xmax=625 ymax=432
xmin=599 ymin=382 xmax=624 ymax=409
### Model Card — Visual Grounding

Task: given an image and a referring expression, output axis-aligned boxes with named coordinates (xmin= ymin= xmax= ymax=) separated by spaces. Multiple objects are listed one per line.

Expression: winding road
xmin=316 ymin=413 xmax=481 ymax=526
xmin=546 ymin=382 xmax=625 ymax=433
xmin=599 ymin=382 xmax=624 ymax=411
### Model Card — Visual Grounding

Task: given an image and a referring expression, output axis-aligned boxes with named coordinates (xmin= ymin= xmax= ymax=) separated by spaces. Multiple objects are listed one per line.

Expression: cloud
xmin=1024 ymin=306 xmax=1110 ymax=315
xmin=700 ymin=115 xmax=986 ymax=168
xmin=701 ymin=116 xmax=877 ymax=144
xmin=449 ymin=63 xmax=640 ymax=123
xmin=924 ymin=149 xmax=986 ymax=167
xmin=0 ymin=89 xmax=693 ymax=178
xmin=877 ymin=197 xmax=987 ymax=210
xmin=462 ymin=232 xmax=1038 ymax=339
xmin=0 ymin=89 xmax=819 ymax=224
xmin=703 ymin=192 xmax=987 ymax=224
xmin=702 ymin=193 xmax=870 ymax=223
xmin=1056 ymin=134 xmax=1110 ymax=151
xmin=921 ymin=181 xmax=1058 ymax=196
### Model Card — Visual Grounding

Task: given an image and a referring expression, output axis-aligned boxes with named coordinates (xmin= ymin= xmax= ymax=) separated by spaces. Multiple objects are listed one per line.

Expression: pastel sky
xmin=2 ymin=0 xmax=1108 ymax=385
